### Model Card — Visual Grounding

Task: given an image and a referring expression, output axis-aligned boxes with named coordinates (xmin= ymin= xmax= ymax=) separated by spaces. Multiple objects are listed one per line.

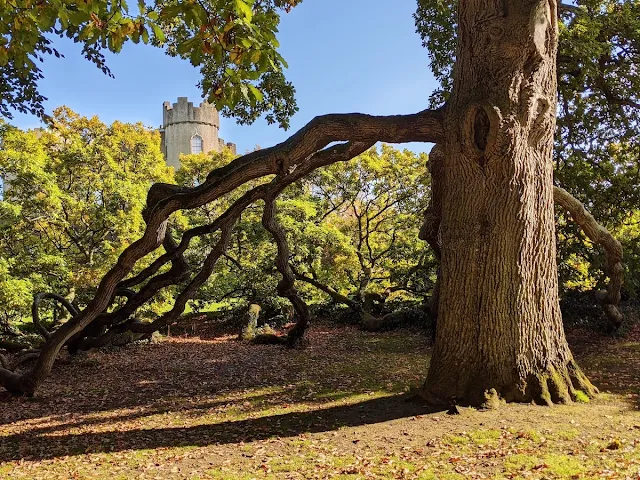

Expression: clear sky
xmin=6 ymin=0 xmax=439 ymax=155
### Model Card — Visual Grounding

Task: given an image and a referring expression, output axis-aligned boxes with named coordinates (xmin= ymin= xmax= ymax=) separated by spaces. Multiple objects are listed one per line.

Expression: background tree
xmin=175 ymin=145 xmax=436 ymax=325
xmin=292 ymin=145 xmax=435 ymax=318
xmin=0 ymin=108 xmax=172 ymax=338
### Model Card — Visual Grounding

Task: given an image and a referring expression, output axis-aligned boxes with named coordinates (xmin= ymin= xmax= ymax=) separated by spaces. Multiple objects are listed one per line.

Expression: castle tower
xmin=160 ymin=97 xmax=236 ymax=170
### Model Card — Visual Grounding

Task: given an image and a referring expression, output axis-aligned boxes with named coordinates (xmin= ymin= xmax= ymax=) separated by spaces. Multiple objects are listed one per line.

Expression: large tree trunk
xmin=422 ymin=0 xmax=595 ymax=406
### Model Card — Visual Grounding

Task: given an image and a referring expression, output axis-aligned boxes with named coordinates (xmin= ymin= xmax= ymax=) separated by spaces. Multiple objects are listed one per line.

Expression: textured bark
xmin=419 ymin=145 xmax=444 ymax=325
xmin=421 ymin=0 xmax=595 ymax=406
xmin=553 ymin=186 xmax=624 ymax=328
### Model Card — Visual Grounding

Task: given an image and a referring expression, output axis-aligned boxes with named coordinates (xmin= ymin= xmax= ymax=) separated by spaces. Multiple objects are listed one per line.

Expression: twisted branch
xmin=259 ymin=195 xmax=310 ymax=347
xmin=31 ymin=293 xmax=80 ymax=340
xmin=554 ymin=186 xmax=624 ymax=328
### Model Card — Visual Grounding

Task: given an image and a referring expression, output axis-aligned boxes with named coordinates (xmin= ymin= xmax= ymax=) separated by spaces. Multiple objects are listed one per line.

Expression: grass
xmin=0 ymin=322 xmax=639 ymax=479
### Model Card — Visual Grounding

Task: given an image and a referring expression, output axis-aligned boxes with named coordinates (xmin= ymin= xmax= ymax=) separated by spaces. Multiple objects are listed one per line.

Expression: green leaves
xmin=0 ymin=109 xmax=174 ymax=324
xmin=234 ymin=0 xmax=254 ymax=21
xmin=0 ymin=0 xmax=300 ymax=127
xmin=173 ymin=145 xmax=435 ymax=311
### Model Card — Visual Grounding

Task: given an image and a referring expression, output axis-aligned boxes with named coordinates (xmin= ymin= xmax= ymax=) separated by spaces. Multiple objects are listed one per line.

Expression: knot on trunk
xmin=463 ymin=104 xmax=501 ymax=168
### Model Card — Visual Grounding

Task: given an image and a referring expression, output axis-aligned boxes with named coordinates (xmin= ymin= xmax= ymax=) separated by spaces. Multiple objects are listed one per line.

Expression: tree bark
xmin=419 ymin=144 xmax=444 ymax=328
xmin=422 ymin=0 xmax=595 ymax=406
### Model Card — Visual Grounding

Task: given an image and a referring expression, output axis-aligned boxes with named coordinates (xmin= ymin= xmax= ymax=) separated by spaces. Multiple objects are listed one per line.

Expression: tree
xmin=415 ymin=0 xmax=639 ymax=300
xmin=0 ymin=108 xmax=172 ymax=339
xmin=292 ymin=145 xmax=435 ymax=321
xmin=0 ymin=0 xmax=628 ymax=406
xmin=174 ymin=145 xmax=434 ymax=324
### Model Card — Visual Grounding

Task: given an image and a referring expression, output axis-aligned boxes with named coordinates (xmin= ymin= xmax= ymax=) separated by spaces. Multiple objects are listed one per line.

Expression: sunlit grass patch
xmin=542 ymin=453 xmax=585 ymax=476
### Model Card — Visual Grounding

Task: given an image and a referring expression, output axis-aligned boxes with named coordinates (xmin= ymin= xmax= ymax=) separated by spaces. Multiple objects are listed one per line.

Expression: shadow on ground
xmin=1 ymin=320 xmax=640 ymax=467
xmin=0 ymin=394 xmax=440 ymax=462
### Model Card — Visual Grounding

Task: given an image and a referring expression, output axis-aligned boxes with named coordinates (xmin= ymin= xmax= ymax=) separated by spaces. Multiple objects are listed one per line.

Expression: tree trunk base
xmin=420 ymin=359 xmax=597 ymax=408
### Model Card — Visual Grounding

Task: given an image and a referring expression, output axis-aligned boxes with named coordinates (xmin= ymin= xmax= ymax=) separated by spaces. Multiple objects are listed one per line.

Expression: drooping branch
xmin=258 ymin=196 xmax=310 ymax=347
xmin=66 ymin=233 xmax=192 ymax=353
xmin=291 ymin=265 xmax=361 ymax=311
xmin=95 ymin=141 xmax=373 ymax=346
xmin=13 ymin=141 xmax=374 ymax=382
xmin=553 ymin=185 xmax=624 ymax=328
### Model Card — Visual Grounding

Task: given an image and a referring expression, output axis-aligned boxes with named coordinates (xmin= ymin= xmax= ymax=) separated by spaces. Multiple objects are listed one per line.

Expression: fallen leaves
xmin=0 ymin=322 xmax=639 ymax=479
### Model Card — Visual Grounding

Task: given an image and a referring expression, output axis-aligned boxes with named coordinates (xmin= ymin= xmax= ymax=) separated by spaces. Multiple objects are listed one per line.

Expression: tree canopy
xmin=0 ymin=0 xmax=299 ymax=127
xmin=0 ymin=107 xmax=172 ymax=331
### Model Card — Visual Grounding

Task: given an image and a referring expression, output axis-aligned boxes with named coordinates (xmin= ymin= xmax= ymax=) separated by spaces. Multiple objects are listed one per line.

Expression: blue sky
xmin=7 ymin=1 xmax=439 ymax=155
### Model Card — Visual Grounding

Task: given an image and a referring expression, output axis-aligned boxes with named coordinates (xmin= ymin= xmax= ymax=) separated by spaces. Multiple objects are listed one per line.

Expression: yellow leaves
xmin=89 ymin=12 xmax=105 ymax=29
xmin=229 ymin=49 xmax=240 ymax=64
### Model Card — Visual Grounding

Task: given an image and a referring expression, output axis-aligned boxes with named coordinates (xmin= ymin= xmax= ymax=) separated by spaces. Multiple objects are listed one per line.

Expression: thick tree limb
xmin=258 ymin=196 xmax=310 ymax=347
xmin=0 ymin=110 xmax=440 ymax=395
xmin=554 ymin=186 xmax=624 ymax=328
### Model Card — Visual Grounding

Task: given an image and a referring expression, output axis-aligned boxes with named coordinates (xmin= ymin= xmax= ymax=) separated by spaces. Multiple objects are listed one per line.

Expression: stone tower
xmin=160 ymin=97 xmax=236 ymax=170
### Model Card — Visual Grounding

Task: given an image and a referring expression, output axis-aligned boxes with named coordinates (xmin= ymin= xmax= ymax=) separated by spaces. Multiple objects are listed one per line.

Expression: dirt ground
xmin=1 ymin=319 xmax=639 ymax=479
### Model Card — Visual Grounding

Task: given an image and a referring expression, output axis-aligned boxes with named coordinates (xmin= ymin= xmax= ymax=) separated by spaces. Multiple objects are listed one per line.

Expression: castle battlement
xmin=162 ymin=97 xmax=219 ymax=128
xmin=160 ymin=97 xmax=235 ymax=170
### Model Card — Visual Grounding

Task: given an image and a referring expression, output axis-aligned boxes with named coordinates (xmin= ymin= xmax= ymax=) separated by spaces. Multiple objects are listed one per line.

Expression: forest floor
xmin=1 ymin=316 xmax=640 ymax=479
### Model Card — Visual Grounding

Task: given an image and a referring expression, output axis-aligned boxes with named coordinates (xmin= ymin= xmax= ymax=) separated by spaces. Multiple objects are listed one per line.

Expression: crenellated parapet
xmin=161 ymin=97 xmax=233 ymax=170
xmin=163 ymin=97 xmax=220 ymax=128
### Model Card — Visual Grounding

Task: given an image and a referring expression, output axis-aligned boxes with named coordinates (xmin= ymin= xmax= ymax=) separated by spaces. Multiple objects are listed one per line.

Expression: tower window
xmin=191 ymin=135 xmax=203 ymax=154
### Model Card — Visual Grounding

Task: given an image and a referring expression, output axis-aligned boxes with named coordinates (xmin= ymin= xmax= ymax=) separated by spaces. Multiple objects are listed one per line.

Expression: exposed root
xmin=251 ymin=333 xmax=289 ymax=345
xmin=420 ymin=359 xmax=598 ymax=408
xmin=518 ymin=360 xmax=598 ymax=406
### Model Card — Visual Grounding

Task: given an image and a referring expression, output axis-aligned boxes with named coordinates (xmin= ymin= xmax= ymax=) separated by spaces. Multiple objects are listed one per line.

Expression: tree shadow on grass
xmin=0 ymin=326 xmax=432 ymax=426
xmin=0 ymin=394 xmax=441 ymax=462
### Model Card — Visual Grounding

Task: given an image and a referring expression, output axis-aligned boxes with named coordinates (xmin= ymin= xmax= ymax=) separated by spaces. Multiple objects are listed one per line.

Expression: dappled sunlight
xmin=1 ymin=324 xmax=640 ymax=478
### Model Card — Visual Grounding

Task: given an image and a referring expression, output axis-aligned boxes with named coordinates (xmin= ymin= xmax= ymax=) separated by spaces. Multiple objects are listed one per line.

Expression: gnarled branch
xmin=554 ymin=185 xmax=624 ymax=328
xmin=31 ymin=293 xmax=80 ymax=340
xmin=258 ymin=196 xmax=310 ymax=347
